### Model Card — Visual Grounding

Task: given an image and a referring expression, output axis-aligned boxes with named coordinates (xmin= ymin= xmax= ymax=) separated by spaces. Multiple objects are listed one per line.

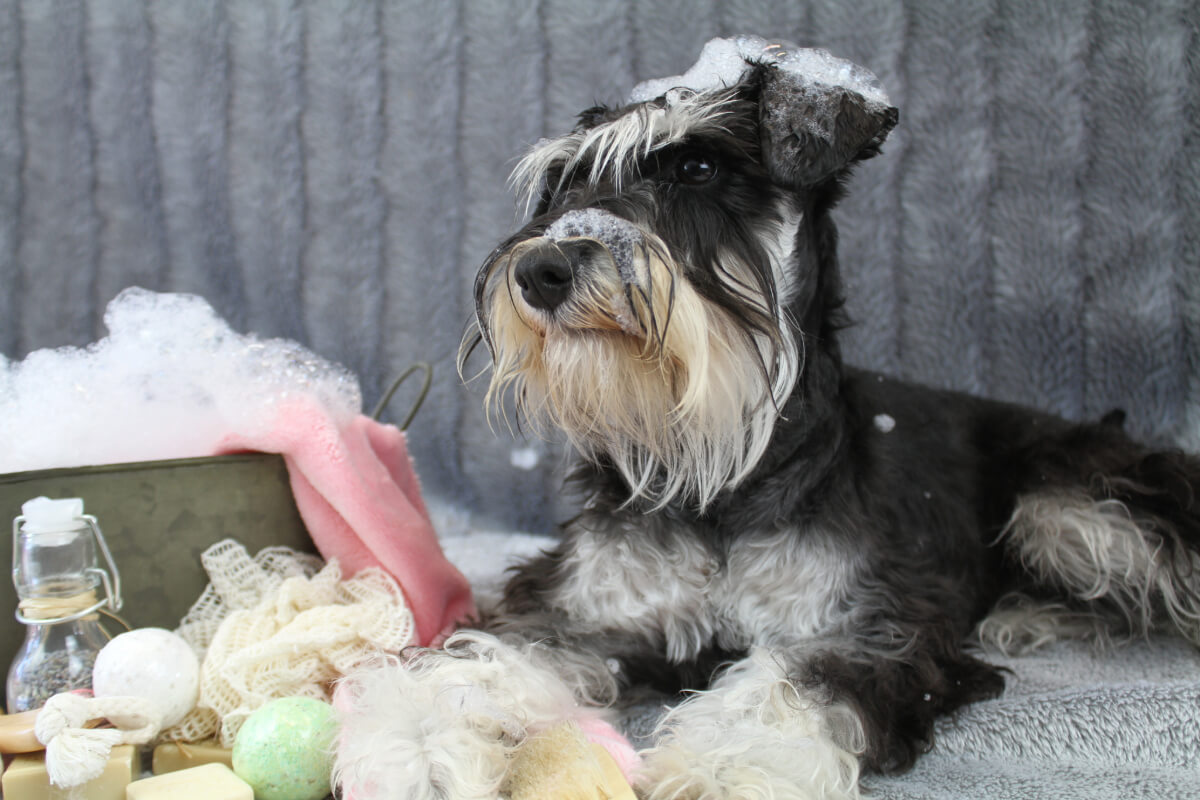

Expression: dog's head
xmin=464 ymin=36 xmax=897 ymax=510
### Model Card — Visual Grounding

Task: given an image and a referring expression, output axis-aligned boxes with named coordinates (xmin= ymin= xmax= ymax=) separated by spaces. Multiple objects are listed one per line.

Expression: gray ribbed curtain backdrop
xmin=1 ymin=0 xmax=1197 ymax=534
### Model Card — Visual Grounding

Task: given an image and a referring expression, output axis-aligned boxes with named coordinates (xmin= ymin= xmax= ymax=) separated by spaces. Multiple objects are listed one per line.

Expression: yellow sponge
xmin=504 ymin=721 xmax=637 ymax=800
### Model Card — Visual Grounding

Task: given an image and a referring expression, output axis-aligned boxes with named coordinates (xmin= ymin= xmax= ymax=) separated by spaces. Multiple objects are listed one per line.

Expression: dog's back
xmin=844 ymin=366 xmax=1200 ymax=640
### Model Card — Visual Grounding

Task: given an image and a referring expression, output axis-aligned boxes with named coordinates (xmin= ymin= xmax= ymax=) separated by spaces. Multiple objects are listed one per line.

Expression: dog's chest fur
xmin=549 ymin=522 xmax=860 ymax=662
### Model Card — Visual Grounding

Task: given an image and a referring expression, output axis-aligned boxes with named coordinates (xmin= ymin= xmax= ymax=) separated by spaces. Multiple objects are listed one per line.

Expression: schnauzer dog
xmin=339 ymin=37 xmax=1200 ymax=799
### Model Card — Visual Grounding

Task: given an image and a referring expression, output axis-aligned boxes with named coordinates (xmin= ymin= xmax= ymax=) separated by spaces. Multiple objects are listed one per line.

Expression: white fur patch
xmin=974 ymin=592 xmax=1110 ymax=655
xmin=1000 ymin=491 xmax=1200 ymax=645
xmin=551 ymin=526 xmax=716 ymax=663
xmin=723 ymin=529 xmax=861 ymax=648
xmin=550 ymin=525 xmax=858 ymax=662
xmin=332 ymin=633 xmax=617 ymax=800
xmin=763 ymin=200 xmax=803 ymax=307
xmin=638 ymin=648 xmax=863 ymax=800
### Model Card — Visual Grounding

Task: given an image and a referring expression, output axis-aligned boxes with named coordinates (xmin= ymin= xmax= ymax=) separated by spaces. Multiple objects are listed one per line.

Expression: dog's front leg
xmin=637 ymin=623 xmax=1008 ymax=800
xmin=637 ymin=646 xmax=865 ymax=800
xmin=333 ymin=624 xmax=628 ymax=800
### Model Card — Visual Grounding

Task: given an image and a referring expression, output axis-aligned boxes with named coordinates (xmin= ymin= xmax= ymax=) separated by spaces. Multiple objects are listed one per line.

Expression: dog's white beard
xmin=482 ymin=242 xmax=799 ymax=511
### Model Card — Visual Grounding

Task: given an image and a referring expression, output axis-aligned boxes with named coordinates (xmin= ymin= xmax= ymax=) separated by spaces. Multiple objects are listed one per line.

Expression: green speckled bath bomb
xmin=232 ymin=697 xmax=339 ymax=800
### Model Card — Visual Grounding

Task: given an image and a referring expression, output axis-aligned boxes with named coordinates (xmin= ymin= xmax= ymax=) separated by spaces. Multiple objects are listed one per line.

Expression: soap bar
xmin=0 ymin=707 xmax=104 ymax=753
xmin=504 ymin=722 xmax=638 ymax=800
xmin=0 ymin=709 xmax=43 ymax=753
xmin=590 ymin=743 xmax=638 ymax=800
xmin=151 ymin=741 xmax=233 ymax=775
xmin=126 ymin=763 xmax=252 ymax=800
xmin=1 ymin=744 xmax=136 ymax=800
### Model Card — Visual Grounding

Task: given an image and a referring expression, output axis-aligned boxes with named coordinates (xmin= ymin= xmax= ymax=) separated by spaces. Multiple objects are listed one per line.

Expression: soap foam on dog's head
xmin=629 ymin=35 xmax=890 ymax=108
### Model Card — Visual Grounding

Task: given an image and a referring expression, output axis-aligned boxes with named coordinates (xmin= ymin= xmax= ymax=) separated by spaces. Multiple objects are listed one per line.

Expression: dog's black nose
xmin=514 ymin=247 xmax=574 ymax=312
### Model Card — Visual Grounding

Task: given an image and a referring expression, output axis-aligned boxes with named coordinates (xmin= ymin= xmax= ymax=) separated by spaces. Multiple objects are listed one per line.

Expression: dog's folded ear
xmin=754 ymin=64 xmax=898 ymax=188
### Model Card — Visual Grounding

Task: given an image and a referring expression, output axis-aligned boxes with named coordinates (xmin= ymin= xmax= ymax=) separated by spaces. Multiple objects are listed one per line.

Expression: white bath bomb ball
xmin=233 ymin=697 xmax=339 ymax=800
xmin=91 ymin=627 xmax=200 ymax=727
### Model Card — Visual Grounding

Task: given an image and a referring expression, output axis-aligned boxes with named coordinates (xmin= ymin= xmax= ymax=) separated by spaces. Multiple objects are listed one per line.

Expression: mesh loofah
xmin=165 ymin=539 xmax=415 ymax=746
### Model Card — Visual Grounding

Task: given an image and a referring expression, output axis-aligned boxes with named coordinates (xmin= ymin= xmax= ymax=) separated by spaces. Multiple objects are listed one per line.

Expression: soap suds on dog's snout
xmin=545 ymin=209 xmax=643 ymax=284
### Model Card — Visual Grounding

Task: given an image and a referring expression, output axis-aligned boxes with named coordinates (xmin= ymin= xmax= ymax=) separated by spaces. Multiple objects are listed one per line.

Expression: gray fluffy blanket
xmin=864 ymin=639 xmax=1200 ymax=799
xmin=4 ymin=0 xmax=1199 ymax=796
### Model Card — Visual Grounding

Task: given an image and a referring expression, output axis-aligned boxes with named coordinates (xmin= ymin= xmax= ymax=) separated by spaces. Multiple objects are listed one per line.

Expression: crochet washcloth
xmin=167 ymin=539 xmax=417 ymax=747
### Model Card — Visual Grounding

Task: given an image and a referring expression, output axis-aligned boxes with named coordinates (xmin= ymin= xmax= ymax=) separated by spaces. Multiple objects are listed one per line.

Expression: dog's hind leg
xmin=997 ymin=424 xmax=1200 ymax=646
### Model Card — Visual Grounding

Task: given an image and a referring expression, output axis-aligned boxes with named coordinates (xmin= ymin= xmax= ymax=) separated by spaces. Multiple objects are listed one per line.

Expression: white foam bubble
xmin=509 ymin=446 xmax=540 ymax=471
xmin=0 ymin=287 xmax=362 ymax=474
xmin=545 ymin=209 xmax=643 ymax=284
xmin=629 ymin=35 xmax=889 ymax=107
xmin=545 ymin=208 xmax=639 ymax=243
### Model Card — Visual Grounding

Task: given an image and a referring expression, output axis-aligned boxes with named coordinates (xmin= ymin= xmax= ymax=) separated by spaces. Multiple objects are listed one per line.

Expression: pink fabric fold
xmin=217 ymin=398 xmax=476 ymax=646
xmin=576 ymin=716 xmax=643 ymax=785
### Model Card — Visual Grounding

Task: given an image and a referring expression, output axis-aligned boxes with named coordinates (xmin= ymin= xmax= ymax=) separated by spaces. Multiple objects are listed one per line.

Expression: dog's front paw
xmin=639 ymin=730 xmax=861 ymax=800
xmin=638 ymin=736 xmax=861 ymax=800
xmin=636 ymin=654 xmax=862 ymax=800
xmin=331 ymin=632 xmax=606 ymax=800
xmin=332 ymin=652 xmax=516 ymax=799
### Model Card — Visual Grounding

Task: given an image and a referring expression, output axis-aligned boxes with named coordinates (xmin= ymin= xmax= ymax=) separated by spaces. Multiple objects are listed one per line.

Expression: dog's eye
xmin=676 ymin=153 xmax=717 ymax=185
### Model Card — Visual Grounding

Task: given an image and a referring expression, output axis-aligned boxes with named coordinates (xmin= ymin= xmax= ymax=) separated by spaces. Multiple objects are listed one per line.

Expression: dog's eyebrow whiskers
xmin=510 ymin=133 xmax=584 ymax=210
xmin=582 ymin=98 xmax=739 ymax=192
xmin=512 ymin=91 xmax=743 ymax=202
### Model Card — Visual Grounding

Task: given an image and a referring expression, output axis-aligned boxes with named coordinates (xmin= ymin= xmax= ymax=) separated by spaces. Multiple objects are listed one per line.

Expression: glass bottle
xmin=6 ymin=496 xmax=122 ymax=712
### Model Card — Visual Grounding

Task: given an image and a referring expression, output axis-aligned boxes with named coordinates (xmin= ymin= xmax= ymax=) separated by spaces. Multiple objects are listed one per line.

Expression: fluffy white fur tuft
xmin=637 ymin=649 xmax=864 ymax=800
xmin=548 ymin=525 xmax=858 ymax=663
xmin=1000 ymin=491 xmax=1200 ymax=644
xmin=973 ymin=592 xmax=1112 ymax=655
xmin=332 ymin=632 xmax=617 ymax=800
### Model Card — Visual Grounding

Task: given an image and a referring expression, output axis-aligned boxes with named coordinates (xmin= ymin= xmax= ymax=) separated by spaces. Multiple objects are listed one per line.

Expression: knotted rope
xmin=35 ymin=692 xmax=161 ymax=787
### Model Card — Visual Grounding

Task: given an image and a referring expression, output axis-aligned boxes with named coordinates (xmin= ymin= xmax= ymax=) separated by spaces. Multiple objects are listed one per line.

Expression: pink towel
xmin=576 ymin=716 xmax=643 ymax=785
xmin=218 ymin=398 xmax=476 ymax=646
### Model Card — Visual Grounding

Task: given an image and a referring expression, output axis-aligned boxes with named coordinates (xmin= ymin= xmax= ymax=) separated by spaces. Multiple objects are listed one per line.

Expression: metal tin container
xmin=0 ymin=454 xmax=315 ymax=707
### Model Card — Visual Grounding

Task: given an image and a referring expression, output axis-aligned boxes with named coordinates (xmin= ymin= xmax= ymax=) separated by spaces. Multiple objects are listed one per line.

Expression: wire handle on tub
xmin=372 ymin=362 xmax=433 ymax=430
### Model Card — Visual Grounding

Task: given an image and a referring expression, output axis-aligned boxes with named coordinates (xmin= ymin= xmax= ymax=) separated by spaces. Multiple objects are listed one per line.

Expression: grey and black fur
xmin=340 ymin=45 xmax=1200 ymax=800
